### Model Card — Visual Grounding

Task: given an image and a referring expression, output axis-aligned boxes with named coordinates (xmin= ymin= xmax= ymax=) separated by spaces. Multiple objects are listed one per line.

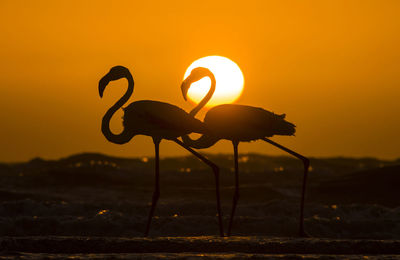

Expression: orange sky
xmin=0 ymin=0 xmax=399 ymax=162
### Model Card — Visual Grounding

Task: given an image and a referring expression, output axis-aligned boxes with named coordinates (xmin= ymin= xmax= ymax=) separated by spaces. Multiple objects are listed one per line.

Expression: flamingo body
xmin=122 ymin=100 xmax=205 ymax=140
xmin=203 ymin=104 xmax=295 ymax=142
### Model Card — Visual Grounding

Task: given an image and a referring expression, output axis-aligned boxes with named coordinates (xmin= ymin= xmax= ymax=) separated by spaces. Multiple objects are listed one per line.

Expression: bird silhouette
xmin=98 ymin=65 xmax=224 ymax=237
xmin=181 ymin=67 xmax=310 ymax=237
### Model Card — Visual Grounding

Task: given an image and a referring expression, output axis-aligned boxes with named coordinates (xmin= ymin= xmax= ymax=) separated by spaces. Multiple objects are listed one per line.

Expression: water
xmin=0 ymin=153 xmax=399 ymax=257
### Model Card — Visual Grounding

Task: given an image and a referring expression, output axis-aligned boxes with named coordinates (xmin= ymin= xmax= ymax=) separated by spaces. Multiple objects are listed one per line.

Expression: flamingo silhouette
xmin=98 ymin=66 xmax=223 ymax=237
xmin=181 ymin=67 xmax=310 ymax=237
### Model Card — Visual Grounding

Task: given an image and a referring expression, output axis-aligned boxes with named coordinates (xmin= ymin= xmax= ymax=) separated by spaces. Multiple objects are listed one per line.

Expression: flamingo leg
xmin=262 ymin=137 xmax=310 ymax=237
xmin=145 ymin=138 xmax=161 ymax=237
xmin=173 ymin=138 xmax=224 ymax=237
xmin=227 ymin=141 xmax=239 ymax=236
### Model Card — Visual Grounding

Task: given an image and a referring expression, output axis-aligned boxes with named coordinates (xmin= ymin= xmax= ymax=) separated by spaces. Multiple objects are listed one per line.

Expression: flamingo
xmin=181 ymin=67 xmax=310 ymax=237
xmin=98 ymin=65 xmax=224 ymax=237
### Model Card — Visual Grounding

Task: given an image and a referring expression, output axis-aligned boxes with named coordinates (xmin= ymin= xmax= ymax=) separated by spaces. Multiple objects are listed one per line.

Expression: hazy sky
xmin=0 ymin=0 xmax=399 ymax=162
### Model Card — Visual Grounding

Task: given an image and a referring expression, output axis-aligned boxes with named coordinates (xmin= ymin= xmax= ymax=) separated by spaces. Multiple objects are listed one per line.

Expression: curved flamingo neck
xmin=189 ymin=72 xmax=216 ymax=117
xmin=101 ymin=73 xmax=134 ymax=144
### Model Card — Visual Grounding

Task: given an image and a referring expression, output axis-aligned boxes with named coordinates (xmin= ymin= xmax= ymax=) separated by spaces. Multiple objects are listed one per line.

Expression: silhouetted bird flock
xmin=99 ymin=65 xmax=310 ymax=237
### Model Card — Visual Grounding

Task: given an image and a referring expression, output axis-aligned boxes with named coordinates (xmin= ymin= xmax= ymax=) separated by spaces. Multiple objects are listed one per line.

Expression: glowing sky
xmin=0 ymin=0 xmax=399 ymax=161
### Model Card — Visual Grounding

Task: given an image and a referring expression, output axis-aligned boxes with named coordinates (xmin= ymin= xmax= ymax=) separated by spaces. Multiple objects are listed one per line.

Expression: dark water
xmin=0 ymin=153 xmax=399 ymax=257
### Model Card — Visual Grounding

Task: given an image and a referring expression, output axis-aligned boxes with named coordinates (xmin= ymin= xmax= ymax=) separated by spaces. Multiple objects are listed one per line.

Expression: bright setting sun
xmin=183 ymin=56 xmax=245 ymax=107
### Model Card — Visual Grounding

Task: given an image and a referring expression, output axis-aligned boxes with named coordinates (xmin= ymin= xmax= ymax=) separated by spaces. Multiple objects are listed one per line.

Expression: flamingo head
xmin=99 ymin=66 xmax=131 ymax=98
xmin=181 ymin=67 xmax=213 ymax=101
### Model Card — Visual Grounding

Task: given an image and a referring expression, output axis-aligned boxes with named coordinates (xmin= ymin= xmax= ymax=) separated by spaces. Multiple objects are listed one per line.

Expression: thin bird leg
xmin=227 ymin=141 xmax=239 ymax=236
xmin=144 ymin=138 xmax=161 ymax=237
xmin=173 ymin=138 xmax=224 ymax=237
xmin=262 ymin=137 xmax=310 ymax=237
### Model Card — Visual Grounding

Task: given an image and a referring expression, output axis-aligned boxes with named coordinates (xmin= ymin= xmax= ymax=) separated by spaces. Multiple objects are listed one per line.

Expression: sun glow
xmin=184 ymin=56 xmax=245 ymax=107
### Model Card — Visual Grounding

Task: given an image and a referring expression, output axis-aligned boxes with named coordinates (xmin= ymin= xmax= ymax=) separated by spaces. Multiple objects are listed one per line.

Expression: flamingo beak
xmin=181 ymin=80 xmax=190 ymax=101
xmin=98 ymin=74 xmax=110 ymax=98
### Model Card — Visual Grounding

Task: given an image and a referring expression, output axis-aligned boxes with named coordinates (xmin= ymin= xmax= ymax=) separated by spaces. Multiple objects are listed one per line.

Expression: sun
xmin=183 ymin=56 xmax=244 ymax=107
